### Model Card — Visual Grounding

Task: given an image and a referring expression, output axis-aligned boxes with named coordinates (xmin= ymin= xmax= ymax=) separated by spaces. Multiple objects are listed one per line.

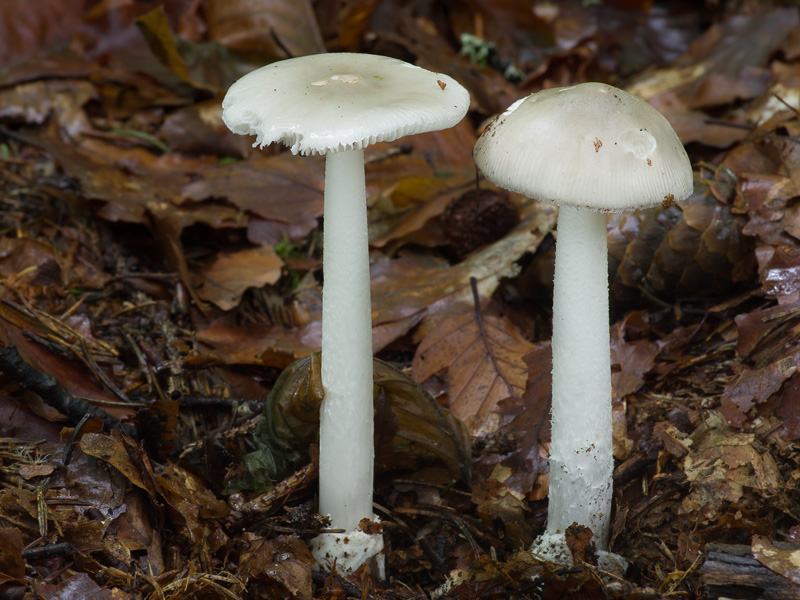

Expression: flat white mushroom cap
xmin=222 ymin=53 xmax=470 ymax=156
xmin=473 ymin=82 xmax=693 ymax=211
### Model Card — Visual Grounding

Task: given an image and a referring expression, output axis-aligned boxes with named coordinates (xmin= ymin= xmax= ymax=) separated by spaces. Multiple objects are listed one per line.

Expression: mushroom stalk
xmin=319 ymin=148 xmax=375 ymax=532
xmin=548 ymin=206 xmax=614 ymax=550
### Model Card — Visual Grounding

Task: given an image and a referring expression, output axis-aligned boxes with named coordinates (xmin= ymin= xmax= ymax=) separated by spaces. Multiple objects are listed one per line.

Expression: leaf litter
xmin=1 ymin=1 xmax=800 ymax=599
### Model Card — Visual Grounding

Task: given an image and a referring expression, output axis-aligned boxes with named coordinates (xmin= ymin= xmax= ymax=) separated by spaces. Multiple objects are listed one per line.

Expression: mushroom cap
xmin=473 ymin=82 xmax=693 ymax=212
xmin=222 ymin=53 xmax=470 ymax=156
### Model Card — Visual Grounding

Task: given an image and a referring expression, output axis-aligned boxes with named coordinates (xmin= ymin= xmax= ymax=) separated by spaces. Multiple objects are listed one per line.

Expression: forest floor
xmin=1 ymin=1 xmax=800 ymax=599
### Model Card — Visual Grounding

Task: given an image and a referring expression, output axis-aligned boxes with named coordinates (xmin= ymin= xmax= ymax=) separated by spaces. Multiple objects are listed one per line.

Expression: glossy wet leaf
xmin=235 ymin=352 xmax=471 ymax=493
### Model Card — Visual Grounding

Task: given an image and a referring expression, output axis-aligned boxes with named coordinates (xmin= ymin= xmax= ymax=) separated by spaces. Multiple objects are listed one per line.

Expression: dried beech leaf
xmin=610 ymin=322 xmax=660 ymax=398
xmin=413 ymin=307 xmax=535 ymax=437
xmin=0 ymin=527 xmax=25 ymax=581
xmin=194 ymin=246 xmax=284 ymax=310
xmin=79 ymin=433 xmax=150 ymax=494
xmin=196 ymin=316 xmax=321 ymax=369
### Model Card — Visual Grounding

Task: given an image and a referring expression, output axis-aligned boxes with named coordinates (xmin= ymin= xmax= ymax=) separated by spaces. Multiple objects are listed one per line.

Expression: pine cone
xmin=608 ymin=182 xmax=754 ymax=304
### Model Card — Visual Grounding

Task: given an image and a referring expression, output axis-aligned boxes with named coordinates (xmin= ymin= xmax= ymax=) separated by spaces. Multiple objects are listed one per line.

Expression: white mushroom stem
xmin=319 ymin=148 xmax=375 ymax=532
xmin=548 ymin=205 xmax=614 ymax=550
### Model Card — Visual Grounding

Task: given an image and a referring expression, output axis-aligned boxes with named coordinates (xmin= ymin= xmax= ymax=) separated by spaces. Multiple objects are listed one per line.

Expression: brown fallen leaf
xmin=680 ymin=414 xmax=783 ymax=520
xmin=490 ymin=345 xmax=551 ymax=500
xmin=565 ymin=523 xmax=598 ymax=566
xmin=774 ymin=374 xmax=800 ymax=441
xmin=0 ymin=527 xmax=25 ymax=583
xmin=196 ymin=314 xmax=320 ymax=369
xmin=629 ymin=8 xmax=798 ymax=108
xmin=206 ymin=0 xmax=325 ymax=59
xmin=752 ymin=536 xmax=800 ymax=586
xmin=194 ymin=246 xmax=284 ymax=310
xmin=237 ymin=533 xmax=314 ymax=600
xmin=372 ymin=201 xmax=556 ymax=351
xmin=610 ymin=321 xmax=660 ymax=399
xmin=720 ymin=353 xmax=800 ymax=427
xmin=412 ymin=302 xmax=535 ymax=437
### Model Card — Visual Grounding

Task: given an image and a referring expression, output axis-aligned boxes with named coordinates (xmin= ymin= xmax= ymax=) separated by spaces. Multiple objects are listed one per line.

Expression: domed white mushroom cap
xmin=222 ymin=53 xmax=470 ymax=156
xmin=473 ymin=82 xmax=693 ymax=212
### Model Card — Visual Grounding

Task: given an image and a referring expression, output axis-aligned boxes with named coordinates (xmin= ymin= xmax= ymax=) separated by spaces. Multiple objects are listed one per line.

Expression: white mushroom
xmin=473 ymin=82 xmax=692 ymax=555
xmin=222 ymin=53 xmax=469 ymax=572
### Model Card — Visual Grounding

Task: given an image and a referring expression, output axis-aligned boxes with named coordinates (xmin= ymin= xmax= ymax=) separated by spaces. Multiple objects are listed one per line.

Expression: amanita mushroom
xmin=473 ymin=82 xmax=692 ymax=555
xmin=222 ymin=53 xmax=469 ymax=571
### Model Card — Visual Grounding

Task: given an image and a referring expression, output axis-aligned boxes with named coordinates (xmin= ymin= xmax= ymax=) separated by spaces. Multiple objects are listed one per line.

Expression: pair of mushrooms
xmin=222 ymin=54 xmax=692 ymax=570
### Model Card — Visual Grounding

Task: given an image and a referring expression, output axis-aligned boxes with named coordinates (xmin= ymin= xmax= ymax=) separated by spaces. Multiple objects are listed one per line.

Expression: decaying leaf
xmin=752 ymin=536 xmax=800 ymax=586
xmin=206 ymin=0 xmax=325 ymax=58
xmin=196 ymin=315 xmax=321 ymax=370
xmin=491 ymin=345 xmax=551 ymax=499
xmin=680 ymin=414 xmax=782 ymax=520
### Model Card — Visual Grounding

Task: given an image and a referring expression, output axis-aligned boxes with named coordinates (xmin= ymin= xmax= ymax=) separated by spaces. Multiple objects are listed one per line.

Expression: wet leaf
xmin=0 ymin=527 xmax=25 ymax=581
xmin=136 ymin=6 xmax=203 ymax=89
xmin=196 ymin=315 xmax=321 ymax=369
xmin=630 ymin=8 xmax=799 ymax=107
xmin=565 ymin=523 xmax=597 ymax=566
xmin=0 ymin=0 xmax=89 ymax=67
xmin=158 ymin=463 xmax=229 ymax=537
xmin=235 ymin=352 xmax=471 ymax=492
xmin=34 ymin=572 xmax=110 ymax=600
xmin=775 ymin=373 xmax=800 ymax=441
xmin=79 ymin=433 xmax=151 ymax=496
xmin=491 ymin=345 xmax=551 ymax=499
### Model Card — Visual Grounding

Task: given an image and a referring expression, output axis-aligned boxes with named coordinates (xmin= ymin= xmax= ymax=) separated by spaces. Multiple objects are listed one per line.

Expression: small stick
xmin=0 ymin=344 xmax=135 ymax=436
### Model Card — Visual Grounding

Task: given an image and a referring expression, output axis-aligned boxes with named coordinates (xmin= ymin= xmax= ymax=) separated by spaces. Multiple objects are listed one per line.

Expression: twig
xmin=0 ymin=344 xmax=135 ymax=436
